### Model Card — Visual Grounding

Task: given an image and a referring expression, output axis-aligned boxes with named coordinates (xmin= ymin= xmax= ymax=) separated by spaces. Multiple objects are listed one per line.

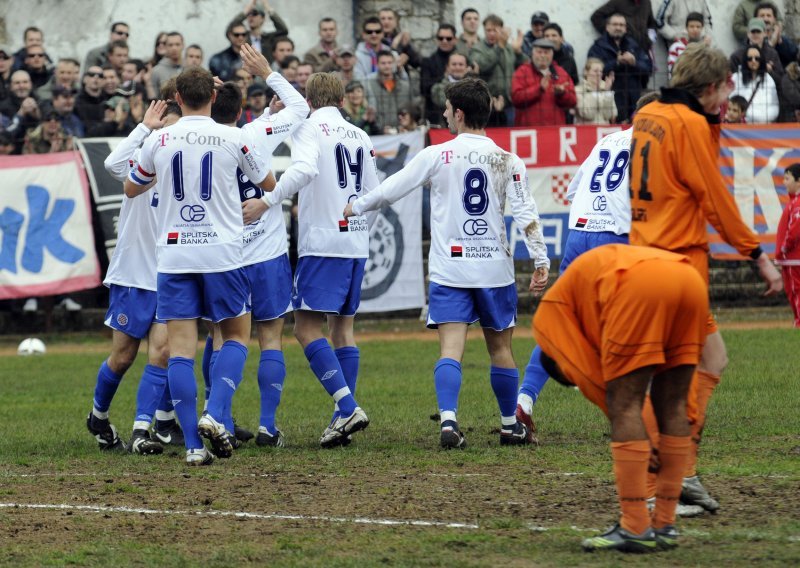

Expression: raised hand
xmin=142 ymin=100 xmax=168 ymax=130
xmin=240 ymin=43 xmax=272 ymax=79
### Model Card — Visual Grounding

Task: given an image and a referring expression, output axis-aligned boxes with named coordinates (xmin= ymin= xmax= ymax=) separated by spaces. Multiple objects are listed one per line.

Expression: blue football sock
xmin=304 ymin=338 xmax=356 ymax=416
xmin=434 ymin=358 xmax=462 ymax=419
xmin=167 ymin=357 xmax=202 ymax=450
xmin=134 ymin=364 xmax=167 ymax=427
xmin=92 ymin=361 xmax=123 ymax=413
xmin=157 ymin=378 xmax=174 ymax=413
xmin=490 ymin=366 xmax=519 ymax=425
xmin=519 ymin=346 xmax=549 ymax=408
xmin=201 ymin=335 xmax=213 ymax=401
xmin=206 ymin=340 xmax=248 ymax=422
xmin=258 ymin=350 xmax=286 ymax=432
xmin=332 ymin=346 xmax=359 ymax=422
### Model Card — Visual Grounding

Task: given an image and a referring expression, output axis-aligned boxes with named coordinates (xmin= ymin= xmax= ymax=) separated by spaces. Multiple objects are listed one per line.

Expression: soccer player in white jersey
xmin=124 ymin=67 xmax=275 ymax=465
xmin=207 ymin=44 xmax=310 ymax=447
xmin=250 ymin=72 xmax=376 ymax=448
xmin=344 ymin=78 xmax=550 ymax=448
xmin=86 ymin=100 xmax=183 ymax=455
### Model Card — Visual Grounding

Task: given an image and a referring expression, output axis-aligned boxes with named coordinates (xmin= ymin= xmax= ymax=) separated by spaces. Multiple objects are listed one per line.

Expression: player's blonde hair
xmin=670 ymin=43 xmax=729 ymax=98
xmin=306 ymin=72 xmax=344 ymax=109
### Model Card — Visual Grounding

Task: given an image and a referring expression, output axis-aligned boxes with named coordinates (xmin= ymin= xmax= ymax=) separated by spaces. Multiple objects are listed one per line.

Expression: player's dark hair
xmin=445 ymin=77 xmax=491 ymax=129
xmin=162 ymin=101 xmax=182 ymax=120
xmin=210 ymin=81 xmax=242 ymax=124
xmin=176 ymin=67 xmax=215 ymax=110
xmin=785 ymin=163 xmax=800 ymax=181
xmin=686 ymin=12 xmax=705 ymax=26
xmin=160 ymin=77 xmax=177 ymax=100
xmin=539 ymin=351 xmax=573 ymax=387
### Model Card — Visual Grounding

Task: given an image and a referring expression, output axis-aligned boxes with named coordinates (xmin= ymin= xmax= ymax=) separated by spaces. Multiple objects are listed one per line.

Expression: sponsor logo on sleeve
xmin=265 ymin=126 xmax=273 ymax=135
xmin=512 ymin=173 xmax=521 ymax=182
xmin=167 ymin=232 xmax=179 ymax=244
xmin=575 ymin=217 xmax=588 ymax=228
xmin=451 ymin=245 xmax=463 ymax=258
xmin=241 ymin=145 xmax=250 ymax=154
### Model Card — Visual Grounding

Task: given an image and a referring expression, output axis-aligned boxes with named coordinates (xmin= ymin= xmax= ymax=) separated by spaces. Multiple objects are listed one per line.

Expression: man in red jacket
xmin=511 ymin=38 xmax=576 ymax=125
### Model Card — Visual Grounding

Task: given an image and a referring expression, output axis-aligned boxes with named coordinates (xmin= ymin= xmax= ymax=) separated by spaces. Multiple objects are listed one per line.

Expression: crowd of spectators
xmin=2 ymin=0 xmax=800 ymax=157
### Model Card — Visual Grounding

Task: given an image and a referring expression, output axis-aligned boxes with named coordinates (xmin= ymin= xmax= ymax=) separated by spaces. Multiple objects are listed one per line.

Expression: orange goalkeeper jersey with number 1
xmin=629 ymin=89 xmax=761 ymax=260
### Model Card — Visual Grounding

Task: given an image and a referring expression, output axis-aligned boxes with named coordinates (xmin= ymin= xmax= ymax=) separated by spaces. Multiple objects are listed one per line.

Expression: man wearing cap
xmin=422 ymin=24 xmax=460 ymax=125
xmin=332 ymin=45 xmax=356 ymax=88
xmin=522 ymin=11 xmax=550 ymax=57
xmin=730 ymin=17 xmax=784 ymax=83
xmin=303 ymin=18 xmax=339 ymax=72
xmin=229 ymin=0 xmax=289 ymax=59
xmin=50 ymin=85 xmax=84 ymax=137
xmin=238 ymin=83 xmax=270 ymax=126
xmin=512 ymin=38 xmax=576 ymax=126
xmin=150 ymin=32 xmax=184 ymax=96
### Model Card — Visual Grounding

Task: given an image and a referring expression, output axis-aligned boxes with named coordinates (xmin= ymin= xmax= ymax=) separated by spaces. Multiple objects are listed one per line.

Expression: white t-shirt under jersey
xmin=352 ymin=132 xmax=549 ymax=288
xmin=131 ymin=115 xmax=269 ymax=273
xmin=266 ymin=106 xmax=380 ymax=259
xmin=103 ymin=123 xmax=159 ymax=291
xmin=239 ymin=73 xmax=309 ymax=266
xmin=567 ymin=128 xmax=632 ymax=235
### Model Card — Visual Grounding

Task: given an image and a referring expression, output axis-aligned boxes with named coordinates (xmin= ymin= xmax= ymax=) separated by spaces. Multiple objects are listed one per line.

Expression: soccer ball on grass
xmin=17 ymin=337 xmax=46 ymax=356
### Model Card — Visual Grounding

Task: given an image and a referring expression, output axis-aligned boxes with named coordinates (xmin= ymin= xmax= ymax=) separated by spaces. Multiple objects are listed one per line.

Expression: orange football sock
xmin=686 ymin=370 xmax=720 ymax=477
xmin=653 ymin=435 xmax=692 ymax=528
xmin=611 ymin=440 xmax=651 ymax=535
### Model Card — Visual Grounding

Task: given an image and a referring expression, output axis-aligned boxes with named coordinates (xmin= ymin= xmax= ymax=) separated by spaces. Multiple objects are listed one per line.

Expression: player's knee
xmin=148 ymin=342 xmax=170 ymax=368
xmin=108 ymin=351 xmax=136 ymax=374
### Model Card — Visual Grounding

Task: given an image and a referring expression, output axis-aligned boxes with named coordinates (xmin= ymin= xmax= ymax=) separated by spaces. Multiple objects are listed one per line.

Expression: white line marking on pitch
xmin=0 ymin=503 xmax=479 ymax=530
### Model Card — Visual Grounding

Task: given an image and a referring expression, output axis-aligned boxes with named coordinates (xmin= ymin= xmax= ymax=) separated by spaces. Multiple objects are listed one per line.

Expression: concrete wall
xmin=1 ymin=0 xmax=353 ymax=67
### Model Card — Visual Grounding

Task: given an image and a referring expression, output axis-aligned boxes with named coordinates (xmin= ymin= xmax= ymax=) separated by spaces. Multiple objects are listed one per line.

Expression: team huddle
xmin=85 ymin=42 xmax=784 ymax=553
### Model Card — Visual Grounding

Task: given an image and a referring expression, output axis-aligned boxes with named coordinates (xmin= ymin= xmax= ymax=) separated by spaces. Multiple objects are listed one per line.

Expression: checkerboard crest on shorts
xmin=551 ymin=172 xmax=572 ymax=206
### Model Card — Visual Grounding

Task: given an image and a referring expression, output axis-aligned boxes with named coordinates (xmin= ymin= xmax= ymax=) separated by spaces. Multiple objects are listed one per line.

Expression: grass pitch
xmin=0 ymin=326 xmax=799 ymax=567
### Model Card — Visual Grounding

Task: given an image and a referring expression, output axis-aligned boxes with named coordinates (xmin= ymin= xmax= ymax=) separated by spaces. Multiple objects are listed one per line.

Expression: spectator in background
xmin=332 ymin=45 xmax=356 ymax=88
xmin=730 ymin=18 xmax=783 ymax=83
xmin=522 ymin=11 xmax=549 ymax=57
xmin=270 ymin=38 xmax=295 ymax=72
xmin=655 ymin=0 xmax=713 ymax=45
xmin=724 ymin=94 xmax=749 ymax=123
xmin=84 ymin=22 xmax=130 ymax=70
xmin=397 ymin=101 xmax=422 ymax=131
xmin=185 ymin=45 xmax=204 ymax=68
xmin=295 ymin=63 xmax=312 ymax=96
xmin=342 ymin=80 xmax=380 ymax=135
xmin=756 ymin=2 xmax=797 ymax=68
xmin=732 ymin=0 xmax=780 ymax=43
xmin=1 ymin=70 xmax=41 ymax=152
xmin=303 ymin=18 xmax=339 ymax=72
xmin=49 ymin=85 xmax=84 ymax=137
xmin=355 ymin=17 xmax=387 ymax=79
xmin=23 ymin=106 xmax=71 ymax=154
xmin=279 ymin=55 xmax=300 ymax=85
xmin=22 ymin=46 xmax=52 ymax=90
xmin=121 ymin=59 xmax=144 ymax=84
xmin=75 ymin=66 xmax=108 ymax=136
xmin=431 ymin=52 xmax=470 ymax=125
xmin=588 ymin=13 xmax=652 ymax=122
xmin=238 ymin=83 xmax=269 ymax=126
xmin=667 ymin=12 xmax=710 ymax=79
xmin=591 ymin=0 xmax=658 ymax=52
xmin=0 ymin=45 xmax=13 ymax=101
xmin=12 ymin=27 xmax=53 ymax=71
xmin=233 ymin=69 xmax=254 ymax=104
xmin=102 ymin=65 xmax=120 ymax=97
xmin=511 ymin=38 xmax=576 ymax=126
xmin=150 ymin=32 xmax=183 ymax=95
xmin=36 ymin=58 xmax=80 ymax=101
xmin=457 ymin=8 xmax=481 ymax=54
xmin=379 ymin=8 xmax=421 ymax=71
xmin=0 ymin=132 xmax=15 ymax=154
xmin=421 ymin=24 xmax=459 ymax=126
xmin=780 ymin=62 xmax=800 ymax=122
xmin=731 ymin=44 xmax=780 ymax=123
xmin=573 ymin=57 xmax=617 ymax=124
xmin=147 ymin=32 xmax=168 ymax=70
xmin=470 ymin=14 xmax=525 ymax=125
xmin=210 ymin=22 xmax=247 ymax=81
xmin=544 ymin=23 xmax=579 ymax=86
xmin=106 ymin=41 xmax=129 ymax=77
xmin=230 ymin=0 xmax=289 ymax=58
xmin=365 ymin=51 xmax=414 ymax=134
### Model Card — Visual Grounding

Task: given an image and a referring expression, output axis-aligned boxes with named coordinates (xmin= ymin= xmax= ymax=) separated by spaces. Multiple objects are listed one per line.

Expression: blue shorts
xmin=105 ymin=285 xmax=163 ymax=339
xmin=244 ymin=254 xmax=293 ymax=321
xmin=427 ymin=282 xmax=517 ymax=331
xmin=156 ymin=269 xmax=251 ymax=323
xmin=560 ymin=230 xmax=629 ymax=274
xmin=292 ymin=256 xmax=366 ymax=316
